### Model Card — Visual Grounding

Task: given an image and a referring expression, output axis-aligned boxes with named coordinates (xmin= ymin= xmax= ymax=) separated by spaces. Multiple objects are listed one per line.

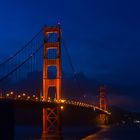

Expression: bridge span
xmin=0 ymin=25 xmax=111 ymax=140
xmin=0 ymin=97 xmax=110 ymax=115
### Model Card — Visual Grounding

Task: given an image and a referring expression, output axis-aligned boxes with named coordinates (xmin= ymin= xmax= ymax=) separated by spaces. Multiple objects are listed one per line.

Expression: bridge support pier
xmin=97 ymin=85 xmax=109 ymax=125
xmin=41 ymin=107 xmax=63 ymax=140
xmin=42 ymin=134 xmax=63 ymax=140
xmin=97 ymin=114 xmax=109 ymax=125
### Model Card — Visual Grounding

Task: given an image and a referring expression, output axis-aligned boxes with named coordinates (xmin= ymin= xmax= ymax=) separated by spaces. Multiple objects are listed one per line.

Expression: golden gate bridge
xmin=0 ymin=24 xmax=110 ymax=140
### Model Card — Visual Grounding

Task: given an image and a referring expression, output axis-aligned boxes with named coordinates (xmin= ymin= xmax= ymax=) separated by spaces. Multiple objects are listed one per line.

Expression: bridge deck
xmin=0 ymin=98 xmax=110 ymax=115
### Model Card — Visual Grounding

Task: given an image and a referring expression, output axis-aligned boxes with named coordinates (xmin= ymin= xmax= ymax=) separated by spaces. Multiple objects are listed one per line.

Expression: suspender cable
xmin=61 ymin=31 xmax=85 ymax=99
xmin=0 ymin=27 xmax=43 ymax=67
xmin=0 ymin=33 xmax=52 ymax=83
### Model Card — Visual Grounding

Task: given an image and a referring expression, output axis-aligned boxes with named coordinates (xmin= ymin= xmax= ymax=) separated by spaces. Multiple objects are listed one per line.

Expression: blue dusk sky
xmin=0 ymin=0 xmax=140 ymax=111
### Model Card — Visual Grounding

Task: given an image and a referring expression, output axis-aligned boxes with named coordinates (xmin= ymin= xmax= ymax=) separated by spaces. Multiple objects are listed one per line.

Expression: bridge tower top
xmin=99 ymin=85 xmax=107 ymax=111
xmin=43 ymin=25 xmax=61 ymax=101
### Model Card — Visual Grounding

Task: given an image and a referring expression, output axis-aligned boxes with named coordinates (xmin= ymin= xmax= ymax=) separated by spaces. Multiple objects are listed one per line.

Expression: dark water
xmin=82 ymin=125 xmax=140 ymax=140
xmin=14 ymin=124 xmax=140 ymax=140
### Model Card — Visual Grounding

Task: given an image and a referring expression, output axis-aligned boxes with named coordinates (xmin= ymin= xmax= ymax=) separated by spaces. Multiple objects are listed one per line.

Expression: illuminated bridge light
xmin=55 ymin=99 xmax=58 ymax=103
xmin=27 ymin=96 xmax=30 ymax=99
xmin=74 ymin=101 xmax=77 ymax=104
xmin=60 ymin=99 xmax=66 ymax=103
xmin=65 ymin=100 xmax=68 ymax=104
xmin=42 ymin=97 xmax=45 ymax=101
xmin=6 ymin=93 xmax=9 ymax=97
xmin=18 ymin=95 xmax=21 ymax=98
xmin=69 ymin=100 xmax=72 ymax=104
xmin=95 ymin=107 xmax=99 ymax=110
xmin=10 ymin=91 xmax=13 ymax=95
xmin=71 ymin=101 xmax=73 ymax=104
xmin=23 ymin=93 xmax=26 ymax=96
xmin=69 ymin=101 xmax=72 ymax=104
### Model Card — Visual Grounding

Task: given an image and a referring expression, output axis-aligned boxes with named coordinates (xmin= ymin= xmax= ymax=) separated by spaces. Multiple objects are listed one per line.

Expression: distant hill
xmin=108 ymin=106 xmax=140 ymax=124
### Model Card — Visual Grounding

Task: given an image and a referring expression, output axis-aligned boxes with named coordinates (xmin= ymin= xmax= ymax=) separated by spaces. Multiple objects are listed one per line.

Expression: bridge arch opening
xmin=45 ymin=33 xmax=58 ymax=43
xmin=47 ymin=66 xmax=57 ymax=79
xmin=47 ymin=48 xmax=57 ymax=59
xmin=48 ymin=87 xmax=56 ymax=101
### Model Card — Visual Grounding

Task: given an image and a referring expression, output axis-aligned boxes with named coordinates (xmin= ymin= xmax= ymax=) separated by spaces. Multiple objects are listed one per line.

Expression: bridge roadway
xmin=0 ymin=97 xmax=110 ymax=115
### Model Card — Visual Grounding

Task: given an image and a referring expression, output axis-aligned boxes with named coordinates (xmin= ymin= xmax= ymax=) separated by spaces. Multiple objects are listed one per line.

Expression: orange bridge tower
xmin=99 ymin=85 xmax=107 ymax=111
xmin=98 ymin=85 xmax=108 ymax=125
xmin=43 ymin=25 xmax=61 ymax=101
xmin=42 ymin=25 xmax=62 ymax=140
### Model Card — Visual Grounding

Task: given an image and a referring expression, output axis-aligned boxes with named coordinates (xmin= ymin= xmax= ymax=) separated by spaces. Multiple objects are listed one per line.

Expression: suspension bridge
xmin=0 ymin=24 xmax=110 ymax=140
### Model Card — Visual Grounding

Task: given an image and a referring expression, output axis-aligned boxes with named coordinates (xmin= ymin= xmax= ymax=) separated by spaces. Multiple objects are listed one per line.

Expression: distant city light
xmin=134 ymin=120 xmax=140 ymax=124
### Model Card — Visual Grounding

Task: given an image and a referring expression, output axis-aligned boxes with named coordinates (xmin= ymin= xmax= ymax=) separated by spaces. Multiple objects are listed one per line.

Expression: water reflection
xmin=82 ymin=124 xmax=140 ymax=140
xmin=15 ymin=124 xmax=140 ymax=140
xmin=41 ymin=107 xmax=63 ymax=140
xmin=82 ymin=126 xmax=110 ymax=140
